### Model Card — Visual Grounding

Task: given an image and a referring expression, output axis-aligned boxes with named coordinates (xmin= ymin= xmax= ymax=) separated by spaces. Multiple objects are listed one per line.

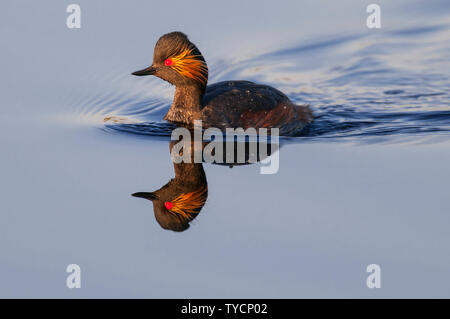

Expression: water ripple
xmin=75 ymin=22 xmax=450 ymax=143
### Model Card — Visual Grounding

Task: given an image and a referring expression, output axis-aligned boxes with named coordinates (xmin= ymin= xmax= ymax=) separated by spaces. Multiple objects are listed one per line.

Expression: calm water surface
xmin=1 ymin=0 xmax=450 ymax=297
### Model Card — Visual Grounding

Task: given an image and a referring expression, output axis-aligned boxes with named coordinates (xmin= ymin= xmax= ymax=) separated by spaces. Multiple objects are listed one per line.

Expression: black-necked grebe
xmin=132 ymin=32 xmax=313 ymax=135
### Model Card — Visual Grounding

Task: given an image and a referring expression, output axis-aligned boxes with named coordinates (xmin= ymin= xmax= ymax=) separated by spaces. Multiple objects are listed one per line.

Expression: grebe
xmin=132 ymin=32 xmax=313 ymax=135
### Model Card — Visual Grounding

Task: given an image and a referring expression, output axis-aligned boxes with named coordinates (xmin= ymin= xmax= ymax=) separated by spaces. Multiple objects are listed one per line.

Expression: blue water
xmin=101 ymin=22 xmax=450 ymax=141
xmin=1 ymin=0 xmax=450 ymax=298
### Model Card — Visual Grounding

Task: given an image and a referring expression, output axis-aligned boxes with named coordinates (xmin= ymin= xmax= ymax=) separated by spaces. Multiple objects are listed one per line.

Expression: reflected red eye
xmin=164 ymin=201 xmax=173 ymax=210
xmin=164 ymin=58 xmax=173 ymax=66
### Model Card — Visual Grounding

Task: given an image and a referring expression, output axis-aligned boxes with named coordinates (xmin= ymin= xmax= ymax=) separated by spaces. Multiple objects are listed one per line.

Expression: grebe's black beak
xmin=132 ymin=66 xmax=156 ymax=76
xmin=132 ymin=192 xmax=158 ymax=201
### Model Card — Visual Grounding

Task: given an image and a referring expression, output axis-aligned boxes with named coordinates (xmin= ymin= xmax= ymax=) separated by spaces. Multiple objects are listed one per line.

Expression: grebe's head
xmin=132 ymin=32 xmax=208 ymax=89
xmin=132 ymin=183 xmax=207 ymax=232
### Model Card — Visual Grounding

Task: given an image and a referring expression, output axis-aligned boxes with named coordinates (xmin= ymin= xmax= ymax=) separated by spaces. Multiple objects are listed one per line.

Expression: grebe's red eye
xmin=164 ymin=58 xmax=173 ymax=66
xmin=164 ymin=201 xmax=173 ymax=210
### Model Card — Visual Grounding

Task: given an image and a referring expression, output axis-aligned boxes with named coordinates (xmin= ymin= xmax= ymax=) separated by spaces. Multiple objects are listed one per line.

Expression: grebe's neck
xmin=164 ymin=85 xmax=205 ymax=124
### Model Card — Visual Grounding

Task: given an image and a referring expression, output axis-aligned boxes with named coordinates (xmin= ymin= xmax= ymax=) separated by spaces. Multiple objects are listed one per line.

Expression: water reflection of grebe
xmin=132 ymin=32 xmax=313 ymax=136
xmin=132 ymin=135 xmax=275 ymax=232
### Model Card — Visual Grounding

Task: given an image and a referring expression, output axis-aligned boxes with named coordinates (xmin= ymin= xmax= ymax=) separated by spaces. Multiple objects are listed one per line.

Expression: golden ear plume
xmin=168 ymin=186 xmax=208 ymax=220
xmin=169 ymin=46 xmax=208 ymax=86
